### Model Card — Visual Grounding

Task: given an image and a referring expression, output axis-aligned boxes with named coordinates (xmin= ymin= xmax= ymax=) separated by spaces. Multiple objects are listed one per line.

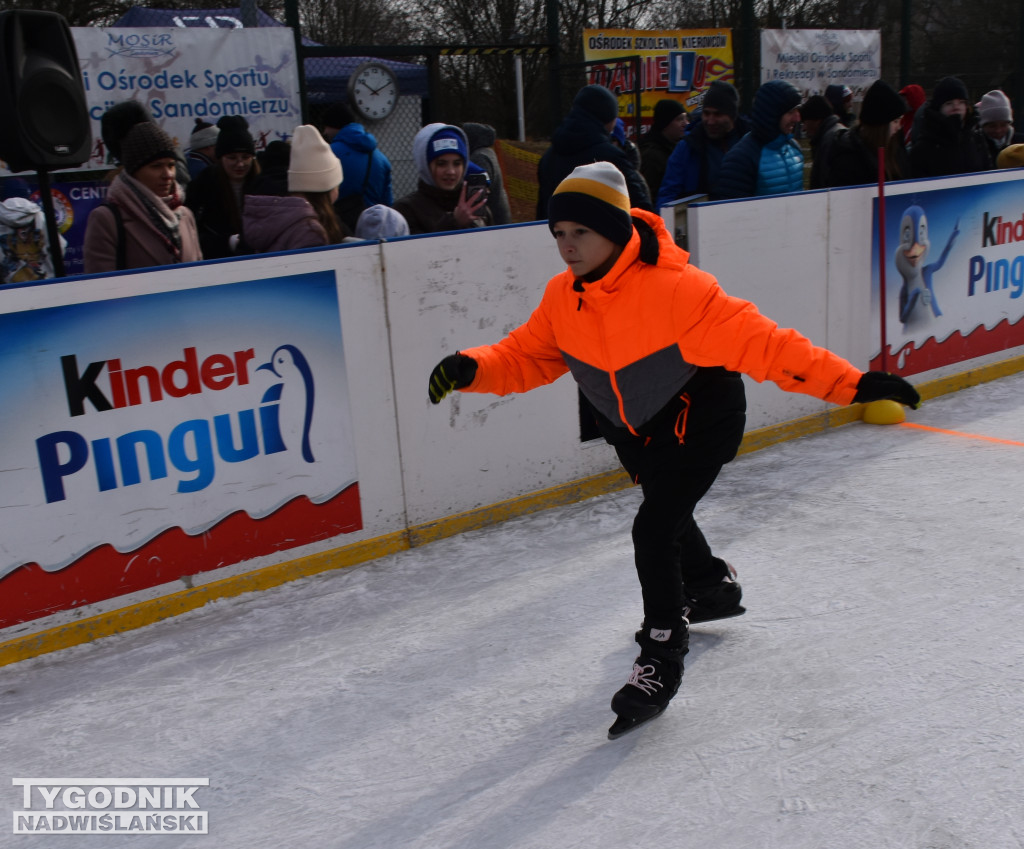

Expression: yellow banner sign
xmin=582 ymin=28 xmax=734 ymax=127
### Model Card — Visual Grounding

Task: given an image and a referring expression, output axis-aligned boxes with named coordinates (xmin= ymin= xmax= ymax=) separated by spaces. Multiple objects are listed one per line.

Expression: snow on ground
xmin=4 ymin=372 xmax=1024 ymax=849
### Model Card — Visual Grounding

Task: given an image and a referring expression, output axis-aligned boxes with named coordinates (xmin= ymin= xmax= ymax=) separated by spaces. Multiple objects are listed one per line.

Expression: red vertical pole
xmin=877 ymin=147 xmax=888 ymax=372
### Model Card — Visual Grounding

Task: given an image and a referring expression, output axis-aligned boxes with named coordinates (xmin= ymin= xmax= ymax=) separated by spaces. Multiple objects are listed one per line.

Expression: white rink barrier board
xmin=3 ymin=167 xmax=1023 ymax=660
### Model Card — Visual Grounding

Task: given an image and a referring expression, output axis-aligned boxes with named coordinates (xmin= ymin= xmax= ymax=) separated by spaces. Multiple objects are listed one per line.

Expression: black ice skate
xmin=684 ymin=560 xmax=745 ymax=624
xmin=609 ymin=622 xmax=688 ymax=739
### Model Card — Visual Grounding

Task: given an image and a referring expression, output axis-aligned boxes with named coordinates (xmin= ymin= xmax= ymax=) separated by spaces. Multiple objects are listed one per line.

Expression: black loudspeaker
xmin=0 ymin=10 xmax=91 ymax=173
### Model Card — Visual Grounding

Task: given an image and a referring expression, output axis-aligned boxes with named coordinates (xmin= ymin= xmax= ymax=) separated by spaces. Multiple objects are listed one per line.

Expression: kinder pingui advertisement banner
xmin=582 ymin=29 xmax=733 ymax=129
xmin=0 ymin=270 xmax=361 ymax=626
xmin=872 ymin=181 xmax=1024 ymax=375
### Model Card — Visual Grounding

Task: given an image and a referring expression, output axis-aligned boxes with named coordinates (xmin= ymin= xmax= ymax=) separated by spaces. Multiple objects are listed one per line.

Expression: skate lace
xmin=626 ymin=662 xmax=663 ymax=695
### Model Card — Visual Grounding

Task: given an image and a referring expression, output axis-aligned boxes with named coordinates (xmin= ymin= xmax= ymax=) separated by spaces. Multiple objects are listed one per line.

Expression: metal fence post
xmin=283 ymin=0 xmax=309 ymax=125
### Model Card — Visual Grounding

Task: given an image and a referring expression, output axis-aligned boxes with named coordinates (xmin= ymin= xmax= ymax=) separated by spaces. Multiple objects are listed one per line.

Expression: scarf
xmin=119 ymin=173 xmax=183 ymax=261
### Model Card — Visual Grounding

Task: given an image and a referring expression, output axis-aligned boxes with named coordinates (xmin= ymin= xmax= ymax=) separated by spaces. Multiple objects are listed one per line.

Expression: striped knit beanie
xmin=547 ymin=162 xmax=633 ymax=246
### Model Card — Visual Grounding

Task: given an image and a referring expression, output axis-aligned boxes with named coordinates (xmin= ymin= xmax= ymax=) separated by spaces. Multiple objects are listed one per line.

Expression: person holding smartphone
xmin=464 ymin=168 xmax=491 ymax=205
xmin=393 ymin=124 xmax=493 ymax=234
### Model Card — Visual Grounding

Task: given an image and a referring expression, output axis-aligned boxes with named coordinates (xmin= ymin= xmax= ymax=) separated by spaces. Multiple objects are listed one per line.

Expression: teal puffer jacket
xmin=755 ymin=134 xmax=804 ymax=196
xmin=715 ymin=80 xmax=805 ymax=199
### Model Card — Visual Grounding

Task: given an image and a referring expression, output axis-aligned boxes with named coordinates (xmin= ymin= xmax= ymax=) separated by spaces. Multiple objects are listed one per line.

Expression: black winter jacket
xmin=184 ymin=165 xmax=270 ymax=259
xmin=809 ymin=114 xmax=843 ymax=189
xmin=393 ymin=180 xmax=493 ymax=235
xmin=536 ymin=106 xmax=652 ymax=219
xmin=908 ymin=106 xmax=991 ymax=179
xmin=825 ymin=125 xmax=909 ymax=188
xmin=638 ymin=132 xmax=676 ymax=205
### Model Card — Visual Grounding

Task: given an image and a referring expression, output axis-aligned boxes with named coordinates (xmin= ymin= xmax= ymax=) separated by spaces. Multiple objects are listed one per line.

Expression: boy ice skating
xmin=427 ymin=162 xmax=919 ymax=738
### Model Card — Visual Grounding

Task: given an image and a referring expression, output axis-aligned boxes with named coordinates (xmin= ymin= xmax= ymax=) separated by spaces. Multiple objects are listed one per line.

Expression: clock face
xmin=350 ymin=63 xmax=398 ymax=121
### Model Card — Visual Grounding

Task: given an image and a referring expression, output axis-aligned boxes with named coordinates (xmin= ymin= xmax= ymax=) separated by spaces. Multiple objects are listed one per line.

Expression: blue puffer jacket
xmin=656 ymin=116 xmax=749 ymax=206
xmin=715 ymin=81 xmax=804 ymax=200
xmin=755 ymin=134 xmax=804 ymax=196
xmin=329 ymin=123 xmax=393 ymax=207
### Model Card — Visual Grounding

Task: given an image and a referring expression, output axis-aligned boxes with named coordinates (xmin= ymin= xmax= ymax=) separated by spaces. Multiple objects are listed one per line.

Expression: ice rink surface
xmin=4 ymin=372 xmax=1024 ymax=849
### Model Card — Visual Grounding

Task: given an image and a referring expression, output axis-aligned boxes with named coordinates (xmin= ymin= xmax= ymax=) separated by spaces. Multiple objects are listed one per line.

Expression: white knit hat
xmin=287 ymin=125 xmax=343 ymax=193
xmin=978 ymin=90 xmax=1013 ymax=126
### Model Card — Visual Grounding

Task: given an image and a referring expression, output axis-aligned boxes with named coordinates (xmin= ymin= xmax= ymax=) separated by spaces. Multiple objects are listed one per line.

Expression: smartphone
xmin=465 ymin=171 xmax=490 ymax=201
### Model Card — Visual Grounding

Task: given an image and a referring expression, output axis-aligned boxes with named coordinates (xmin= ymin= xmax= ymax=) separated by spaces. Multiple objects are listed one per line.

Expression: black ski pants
xmin=611 ymin=367 xmax=746 ymax=626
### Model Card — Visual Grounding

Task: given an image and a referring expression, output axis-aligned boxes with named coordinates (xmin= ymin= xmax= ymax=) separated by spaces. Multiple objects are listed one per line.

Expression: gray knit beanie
xmin=189 ymin=119 xmax=219 ymax=150
xmin=120 ymin=122 xmax=177 ymax=175
xmin=355 ymin=204 xmax=410 ymax=239
xmin=978 ymin=90 xmax=1012 ymax=125
xmin=702 ymin=81 xmax=739 ymax=119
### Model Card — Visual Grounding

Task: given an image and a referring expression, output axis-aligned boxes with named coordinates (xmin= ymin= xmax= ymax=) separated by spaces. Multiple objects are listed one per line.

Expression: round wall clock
xmin=348 ymin=61 xmax=399 ymax=122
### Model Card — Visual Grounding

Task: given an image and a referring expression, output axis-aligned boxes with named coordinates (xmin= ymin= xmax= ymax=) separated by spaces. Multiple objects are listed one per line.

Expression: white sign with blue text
xmin=760 ymin=29 xmax=881 ymax=101
xmin=73 ymin=27 xmax=301 ymax=169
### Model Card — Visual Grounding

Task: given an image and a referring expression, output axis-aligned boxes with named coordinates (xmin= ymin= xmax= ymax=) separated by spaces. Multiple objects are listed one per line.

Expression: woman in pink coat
xmin=83 ymin=122 xmax=201 ymax=273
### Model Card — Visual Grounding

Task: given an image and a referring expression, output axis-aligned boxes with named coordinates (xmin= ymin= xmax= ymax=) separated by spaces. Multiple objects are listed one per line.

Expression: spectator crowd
xmin=2 ymin=72 xmax=1023 ymax=283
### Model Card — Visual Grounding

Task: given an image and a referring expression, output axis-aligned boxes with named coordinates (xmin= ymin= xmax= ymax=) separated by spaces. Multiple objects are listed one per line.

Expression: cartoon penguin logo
xmin=257 ymin=344 xmax=316 ymax=463
xmin=894 ymin=204 xmax=959 ymax=328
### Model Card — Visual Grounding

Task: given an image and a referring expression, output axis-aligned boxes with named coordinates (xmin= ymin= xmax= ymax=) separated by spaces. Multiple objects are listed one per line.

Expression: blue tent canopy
xmin=303 ymin=56 xmax=428 ymax=102
xmin=112 ymin=8 xmax=429 ymax=99
xmin=115 ymin=6 xmax=298 ymax=31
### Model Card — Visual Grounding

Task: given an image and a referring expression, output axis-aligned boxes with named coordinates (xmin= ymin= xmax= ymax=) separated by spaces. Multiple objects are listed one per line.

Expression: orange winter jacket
xmin=461 ymin=209 xmax=862 ymax=434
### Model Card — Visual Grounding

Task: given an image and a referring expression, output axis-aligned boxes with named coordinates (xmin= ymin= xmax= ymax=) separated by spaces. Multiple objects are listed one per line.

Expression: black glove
xmin=853 ymin=371 xmax=921 ymax=408
xmin=428 ymin=353 xmax=478 ymax=404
